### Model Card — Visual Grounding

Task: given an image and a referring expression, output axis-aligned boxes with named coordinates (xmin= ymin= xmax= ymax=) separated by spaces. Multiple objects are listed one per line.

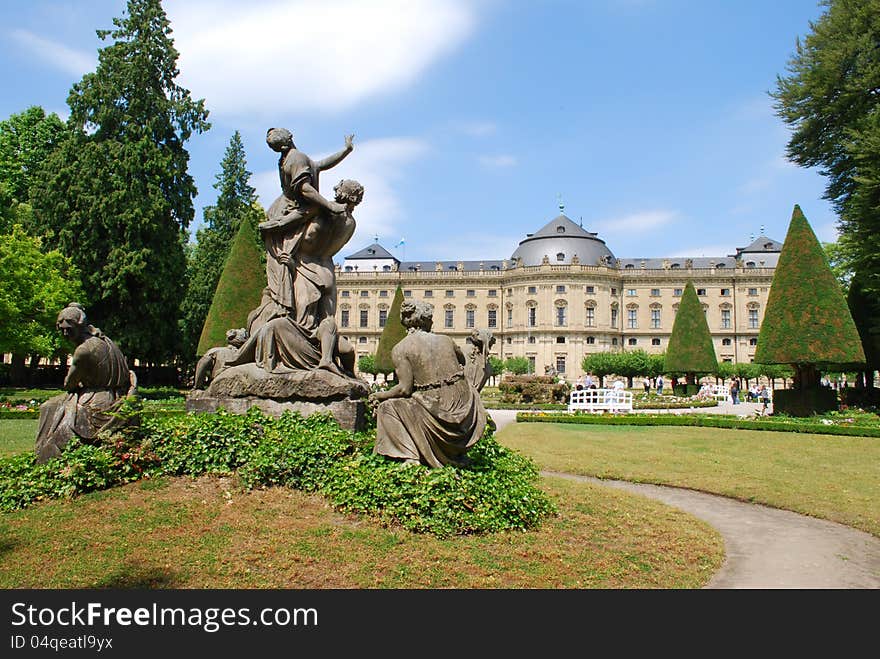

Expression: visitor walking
xmin=656 ymin=375 xmax=664 ymax=395
xmin=730 ymin=379 xmax=740 ymax=405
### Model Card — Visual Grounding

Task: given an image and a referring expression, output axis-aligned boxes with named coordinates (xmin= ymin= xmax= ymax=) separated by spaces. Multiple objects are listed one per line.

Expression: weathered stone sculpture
xmin=35 ymin=303 xmax=137 ymax=463
xmin=464 ymin=328 xmax=495 ymax=392
xmin=370 ymin=301 xmax=488 ymax=467
xmin=193 ymin=328 xmax=247 ymax=390
xmin=188 ymin=129 xmax=369 ymax=428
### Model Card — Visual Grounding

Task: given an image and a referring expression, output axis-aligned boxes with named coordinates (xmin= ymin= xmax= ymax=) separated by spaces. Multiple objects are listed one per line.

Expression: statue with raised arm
xmin=369 ymin=301 xmax=488 ymax=467
xmin=35 ymin=303 xmax=138 ymax=463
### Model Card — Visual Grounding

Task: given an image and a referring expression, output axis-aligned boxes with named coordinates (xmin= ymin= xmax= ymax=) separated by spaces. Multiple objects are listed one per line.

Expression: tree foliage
xmin=32 ymin=0 xmax=210 ymax=363
xmin=580 ymin=351 xmax=620 ymax=387
xmin=357 ymin=353 xmax=377 ymax=378
xmin=0 ymin=225 xmax=82 ymax=357
xmin=755 ymin=205 xmax=865 ymax=382
xmin=375 ymin=286 xmax=406 ymax=374
xmin=182 ymin=131 xmax=262 ymax=359
xmin=664 ymin=281 xmax=718 ymax=384
xmin=196 ymin=215 xmax=264 ymax=355
xmin=503 ymin=356 xmax=531 ymax=375
xmin=0 ymin=106 xmax=67 ymax=234
xmin=773 ymin=0 xmax=880 ymax=322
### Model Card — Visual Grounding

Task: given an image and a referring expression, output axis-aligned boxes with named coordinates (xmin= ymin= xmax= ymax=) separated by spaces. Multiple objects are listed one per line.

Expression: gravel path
xmin=488 ymin=409 xmax=880 ymax=589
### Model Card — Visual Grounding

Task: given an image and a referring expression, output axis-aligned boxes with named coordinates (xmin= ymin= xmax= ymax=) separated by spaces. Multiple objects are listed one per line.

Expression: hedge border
xmin=515 ymin=412 xmax=880 ymax=438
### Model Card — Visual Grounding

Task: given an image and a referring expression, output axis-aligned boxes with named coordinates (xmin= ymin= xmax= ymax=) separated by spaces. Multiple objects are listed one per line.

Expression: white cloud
xmin=252 ymin=136 xmax=429 ymax=253
xmin=594 ymin=209 xmax=678 ymax=235
xmin=478 ymin=154 xmax=517 ymax=168
xmin=166 ymin=0 xmax=476 ymax=117
xmin=454 ymin=120 xmax=497 ymax=137
xmin=9 ymin=28 xmax=95 ymax=77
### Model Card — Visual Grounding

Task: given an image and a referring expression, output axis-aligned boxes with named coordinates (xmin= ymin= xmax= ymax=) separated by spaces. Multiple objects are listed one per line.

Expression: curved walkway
xmin=488 ymin=409 xmax=880 ymax=589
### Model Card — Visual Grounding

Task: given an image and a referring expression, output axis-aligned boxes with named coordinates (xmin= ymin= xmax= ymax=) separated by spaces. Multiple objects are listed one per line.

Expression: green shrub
xmin=0 ymin=408 xmax=555 ymax=538
xmin=499 ymin=375 xmax=569 ymax=404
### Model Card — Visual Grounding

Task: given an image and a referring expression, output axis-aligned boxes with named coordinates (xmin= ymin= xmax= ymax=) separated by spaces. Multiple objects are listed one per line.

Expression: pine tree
xmin=181 ymin=131 xmax=262 ymax=359
xmin=33 ymin=0 xmax=210 ymax=364
xmin=197 ymin=215 xmax=264 ymax=355
xmin=755 ymin=205 xmax=865 ymax=411
xmin=847 ymin=273 xmax=880 ymax=392
xmin=664 ymin=281 xmax=718 ymax=386
xmin=375 ymin=286 xmax=406 ymax=375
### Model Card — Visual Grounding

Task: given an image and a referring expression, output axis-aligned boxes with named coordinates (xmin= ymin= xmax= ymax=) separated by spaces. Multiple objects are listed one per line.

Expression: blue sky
xmin=1 ymin=0 xmax=836 ymax=263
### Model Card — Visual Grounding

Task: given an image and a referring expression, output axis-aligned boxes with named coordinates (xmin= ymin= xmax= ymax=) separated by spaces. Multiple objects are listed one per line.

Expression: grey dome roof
xmin=511 ymin=214 xmax=615 ymax=266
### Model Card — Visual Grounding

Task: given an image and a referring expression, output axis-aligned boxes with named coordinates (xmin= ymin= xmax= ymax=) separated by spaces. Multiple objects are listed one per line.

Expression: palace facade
xmin=335 ymin=211 xmax=781 ymax=380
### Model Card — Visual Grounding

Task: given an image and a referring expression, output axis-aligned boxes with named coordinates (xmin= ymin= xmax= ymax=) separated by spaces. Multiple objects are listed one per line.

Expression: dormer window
xmin=746 ymin=261 xmax=756 ymax=268
xmin=556 ymin=252 xmax=565 ymax=261
xmin=448 ymin=265 xmax=457 ymax=271
xmin=625 ymin=263 xmax=635 ymax=269
xmin=716 ymin=263 xmax=726 ymax=268
xmin=557 ymin=226 xmax=565 ymax=234
xmin=670 ymin=263 xmax=680 ymax=269
xmin=764 ymin=242 xmax=773 ymax=250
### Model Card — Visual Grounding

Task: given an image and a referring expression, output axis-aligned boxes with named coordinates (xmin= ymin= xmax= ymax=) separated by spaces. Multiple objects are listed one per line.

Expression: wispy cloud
xmin=252 ymin=136 xmax=429 ymax=253
xmin=9 ymin=28 xmax=95 ymax=77
xmin=166 ymin=0 xmax=477 ymax=117
xmin=478 ymin=154 xmax=517 ymax=168
xmin=453 ymin=120 xmax=497 ymax=137
xmin=594 ymin=209 xmax=678 ymax=235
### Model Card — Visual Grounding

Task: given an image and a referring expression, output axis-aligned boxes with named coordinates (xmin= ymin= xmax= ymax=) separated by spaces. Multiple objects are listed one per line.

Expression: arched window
xmin=624 ymin=263 xmax=635 ymax=269
xmin=556 ymin=252 xmax=565 ymax=261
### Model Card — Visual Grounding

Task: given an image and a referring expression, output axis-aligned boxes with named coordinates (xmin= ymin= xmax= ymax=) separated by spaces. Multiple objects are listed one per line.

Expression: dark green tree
xmin=32 ymin=0 xmax=210 ymax=364
xmin=488 ymin=355 xmax=504 ymax=386
xmin=357 ymin=353 xmax=378 ymax=382
xmin=375 ymin=286 xmax=406 ymax=375
xmin=617 ymin=349 xmax=651 ymax=387
xmin=0 ymin=106 xmax=67 ymax=234
xmin=664 ymin=281 xmax=718 ymax=387
xmin=755 ymin=205 xmax=864 ymax=413
xmin=773 ymin=0 xmax=880 ymax=324
xmin=182 ymin=131 xmax=262 ymax=360
xmin=197 ymin=216 xmax=264 ymax=355
xmin=846 ymin=272 xmax=880 ymax=392
xmin=0 ymin=225 xmax=82 ymax=384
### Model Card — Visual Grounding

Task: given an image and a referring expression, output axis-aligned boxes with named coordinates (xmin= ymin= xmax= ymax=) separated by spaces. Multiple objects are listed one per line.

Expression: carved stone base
xmin=205 ymin=363 xmax=369 ymax=401
xmin=186 ymin=392 xmax=366 ymax=431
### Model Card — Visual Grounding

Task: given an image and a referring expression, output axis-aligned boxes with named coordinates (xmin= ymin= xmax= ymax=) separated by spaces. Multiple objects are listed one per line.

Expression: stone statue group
xmin=36 ymin=129 xmax=492 ymax=468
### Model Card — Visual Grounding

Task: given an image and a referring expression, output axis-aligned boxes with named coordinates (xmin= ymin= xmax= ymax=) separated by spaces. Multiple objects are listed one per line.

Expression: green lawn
xmin=0 ymin=419 xmax=37 ymax=457
xmin=497 ymin=422 xmax=880 ymax=537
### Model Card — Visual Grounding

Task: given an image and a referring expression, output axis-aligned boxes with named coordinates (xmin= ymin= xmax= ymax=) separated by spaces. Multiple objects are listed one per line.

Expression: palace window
xmin=341 ymin=291 xmax=350 ymax=297
xmin=627 ymin=309 xmax=638 ymax=329
xmin=556 ymin=336 xmax=565 ymax=344
xmin=445 ymin=290 xmax=454 ymax=297
xmin=379 ymin=309 xmax=387 ymax=328
xmin=360 ymin=310 xmax=368 ymax=327
xmin=488 ymin=309 xmax=497 ymax=328
xmin=528 ymin=307 xmax=537 ymax=327
xmin=466 ymin=289 xmax=475 ymax=297
xmin=528 ymin=336 xmax=536 ymax=344
xmin=586 ymin=336 xmax=595 ymax=345
xmin=650 ymin=288 xmax=660 ymax=297
xmin=697 ymin=288 xmax=706 ymax=296
xmin=556 ymin=285 xmax=566 ymax=293
xmin=424 ymin=290 xmax=433 ymax=297
xmin=358 ymin=336 xmax=367 ymax=344
xmin=721 ymin=309 xmax=731 ymax=329
xmin=507 ymin=307 xmax=513 ymax=324
xmin=748 ymin=288 xmax=758 ymax=296
xmin=340 ymin=310 xmax=349 ymax=328
xmin=445 ymin=309 xmax=454 ymax=328
xmin=721 ymin=288 xmax=730 ymax=296
xmin=750 ymin=338 xmax=758 ymax=346
xmin=586 ymin=307 xmax=595 ymax=327
xmin=488 ymin=289 xmax=497 ymax=297
xmin=556 ymin=306 xmax=567 ymax=327
xmin=379 ymin=290 xmax=388 ymax=298
xmin=652 ymin=338 xmax=661 ymax=346
xmin=466 ymin=309 xmax=475 ymax=328
xmin=585 ymin=286 xmax=595 ymax=294
xmin=673 ymin=288 xmax=683 ymax=296
xmin=360 ymin=290 xmax=369 ymax=297
xmin=651 ymin=309 xmax=661 ymax=329
xmin=528 ymin=286 xmax=537 ymax=294
xmin=403 ymin=290 xmax=412 ymax=298
xmin=556 ymin=356 xmax=566 ymax=373
xmin=749 ymin=309 xmax=759 ymax=328
xmin=611 ymin=308 xmax=619 ymax=328
xmin=722 ymin=338 xmax=732 ymax=346
xmin=627 ymin=289 xmax=637 ymax=296
xmin=628 ymin=338 xmax=637 ymax=346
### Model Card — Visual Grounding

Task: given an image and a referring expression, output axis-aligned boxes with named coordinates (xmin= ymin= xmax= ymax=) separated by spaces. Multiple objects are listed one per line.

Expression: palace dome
xmin=511 ymin=214 xmax=615 ymax=267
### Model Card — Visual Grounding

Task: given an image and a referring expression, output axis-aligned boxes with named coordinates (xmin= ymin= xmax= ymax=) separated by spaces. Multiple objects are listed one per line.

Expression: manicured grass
xmin=0 ymin=474 xmax=722 ymax=589
xmin=497 ymin=422 xmax=880 ymax=537
xmin=0 ymin=419 xmax=37 ymax=457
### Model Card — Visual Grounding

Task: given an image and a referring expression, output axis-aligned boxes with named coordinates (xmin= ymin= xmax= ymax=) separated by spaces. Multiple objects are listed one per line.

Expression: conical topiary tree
xmin=665 ymin=280 xmax=718 ymax=390
xmin=196 ymin=215 xmax=264 ymax=356
xmin=755 ymin=205 xmax=865 ymax=414
xmin=375 ymin=285 xmax=406 ymax=377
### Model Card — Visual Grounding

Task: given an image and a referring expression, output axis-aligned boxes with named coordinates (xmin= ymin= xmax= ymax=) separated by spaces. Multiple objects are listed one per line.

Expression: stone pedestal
xmin=187 ymin=363 xmax=370 ymax=431
xmin=186 ymin=392 xmax=366 ymax=430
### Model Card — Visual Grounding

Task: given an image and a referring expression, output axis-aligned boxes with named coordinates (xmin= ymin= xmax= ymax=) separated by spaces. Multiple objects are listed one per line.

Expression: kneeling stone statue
xmin=35 ymin=303 xmax=137 ymax=463
xmin=369 ymin=301 xmax=487 ymax=467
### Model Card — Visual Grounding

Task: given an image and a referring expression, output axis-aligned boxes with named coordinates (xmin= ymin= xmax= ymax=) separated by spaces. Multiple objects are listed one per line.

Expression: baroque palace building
xmin=334 ymin=209 xmax=781 ymax=380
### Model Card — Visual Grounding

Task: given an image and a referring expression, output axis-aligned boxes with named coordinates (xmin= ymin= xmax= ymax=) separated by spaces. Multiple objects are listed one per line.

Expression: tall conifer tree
xmin=664 ymin=281 xmax=717 ymax=386
xmin=33 ymin=0 xmax=210 ymax=363
xmin=375 ymin=285 xmax=406 ymax=375
xmin=755 ymin=205 xmax=865 ymax=391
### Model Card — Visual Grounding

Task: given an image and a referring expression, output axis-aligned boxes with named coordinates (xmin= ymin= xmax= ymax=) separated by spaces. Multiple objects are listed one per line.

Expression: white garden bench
xmin=710 ymin=384 xmax=730 ymax=401
xmin=568 ymin=388 xmax=633 ymax=413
